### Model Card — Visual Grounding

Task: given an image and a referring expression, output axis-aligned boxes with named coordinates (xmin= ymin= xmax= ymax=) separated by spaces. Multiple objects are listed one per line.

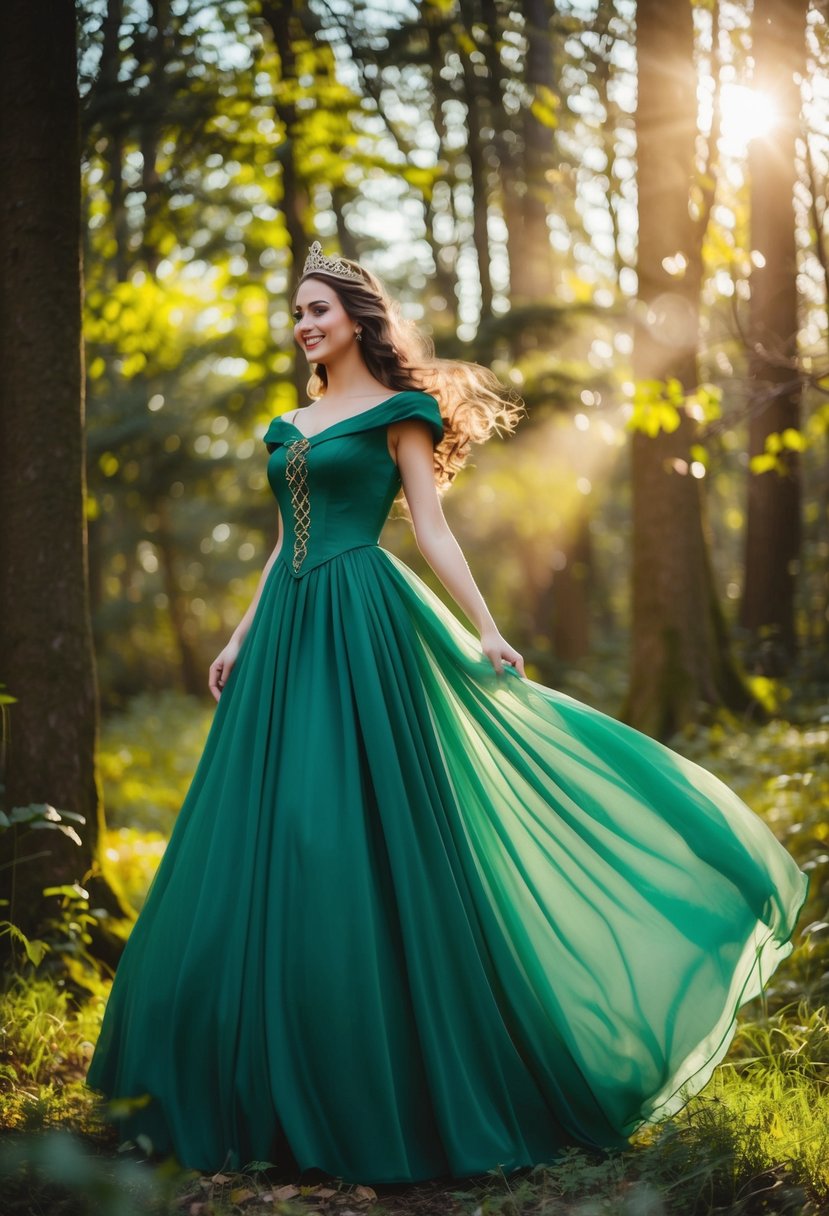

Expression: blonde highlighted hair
xmin=294 ymin=257 xmax=524 ymax=492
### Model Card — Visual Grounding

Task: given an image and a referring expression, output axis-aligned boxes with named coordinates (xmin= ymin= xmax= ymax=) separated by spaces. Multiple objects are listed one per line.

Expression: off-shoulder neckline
xmin=274 ymin=390 xmax=434 ymax=442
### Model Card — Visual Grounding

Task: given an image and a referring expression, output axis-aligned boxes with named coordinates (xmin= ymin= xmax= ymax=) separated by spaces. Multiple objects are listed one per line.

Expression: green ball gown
xmin=85 ymin=390 xmax=809 ymax=1182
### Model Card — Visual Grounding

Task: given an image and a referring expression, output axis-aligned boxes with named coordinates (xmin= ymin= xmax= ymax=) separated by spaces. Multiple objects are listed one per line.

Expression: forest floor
xmin=2 ymin=673 xmax=829 ymax=1216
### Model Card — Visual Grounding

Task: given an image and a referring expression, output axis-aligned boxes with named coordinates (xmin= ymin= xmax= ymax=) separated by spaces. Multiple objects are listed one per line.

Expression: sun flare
xmin=718 ymin=84 xmax=779 ymax=152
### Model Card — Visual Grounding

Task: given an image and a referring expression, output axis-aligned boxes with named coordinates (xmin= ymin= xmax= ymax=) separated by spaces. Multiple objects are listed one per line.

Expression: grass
xmin=1 ymin=987 xmax=827 ymax=1214
xmin=1 ymin=690 xmax=828 ymax=1214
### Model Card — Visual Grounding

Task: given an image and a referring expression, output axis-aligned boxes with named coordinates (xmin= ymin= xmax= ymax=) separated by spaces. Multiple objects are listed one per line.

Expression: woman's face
xmin=292 ymin=277 xmax=357 ymax=366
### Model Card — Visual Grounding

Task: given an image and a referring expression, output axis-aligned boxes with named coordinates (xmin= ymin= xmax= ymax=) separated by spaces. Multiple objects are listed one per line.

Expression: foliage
xmin=749 ymin=428 xmax=810 ymax=476
xmin=72 ymin=0 xmax=829 ymax=700
xmin=0 ymin=1129 xmax=174 ymax=1216
xmin=99 ymin=826 xmax=169 ymax=914
xmin=98 ymin=691 xmax=213 ymax=835
xmin=0 ymin=682 xmax=17 ymax=707
xmin=0 ymin=972 xmax=106 ymax=1132
xmin=0 ymin=803 xmax=89 ymax=969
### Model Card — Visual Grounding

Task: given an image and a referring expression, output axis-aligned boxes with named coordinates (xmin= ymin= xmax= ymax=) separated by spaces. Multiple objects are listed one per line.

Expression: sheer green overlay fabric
xmin=86 ymin=391 xmax=809 ymax=1182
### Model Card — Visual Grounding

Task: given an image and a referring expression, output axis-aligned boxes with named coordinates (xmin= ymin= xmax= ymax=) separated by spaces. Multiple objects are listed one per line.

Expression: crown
xmin=301 ymin=240 xmax=364 ymax=282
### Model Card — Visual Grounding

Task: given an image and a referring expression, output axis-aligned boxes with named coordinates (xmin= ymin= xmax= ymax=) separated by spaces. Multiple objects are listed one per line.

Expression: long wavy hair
xmin=292 ymin=259 xmax=524 ymax=492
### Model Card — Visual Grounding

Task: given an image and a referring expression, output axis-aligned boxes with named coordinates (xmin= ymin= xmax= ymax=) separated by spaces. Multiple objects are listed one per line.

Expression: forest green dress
xmin=85 ymin=390 xmax=809 ymax=1182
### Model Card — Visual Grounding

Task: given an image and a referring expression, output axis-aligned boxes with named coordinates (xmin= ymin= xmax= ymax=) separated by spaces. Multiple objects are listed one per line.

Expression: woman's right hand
xmin=209 ymin=637 xmax=241 ymax=702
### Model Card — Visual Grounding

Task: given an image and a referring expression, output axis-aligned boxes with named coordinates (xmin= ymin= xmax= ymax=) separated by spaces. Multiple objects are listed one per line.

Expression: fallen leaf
xmin=352 ymin=1186 xmax=377 ymax=1202
xmin=229 ymin=1186 xmax=257 ymax=1203
xmin=270 ymin=1183 xmax=300 ymax=1201
xmin=312 ymin=1187 xmax=338 ymax=1198
xmin=210 ymin=1171 xmax=232 ymax=1185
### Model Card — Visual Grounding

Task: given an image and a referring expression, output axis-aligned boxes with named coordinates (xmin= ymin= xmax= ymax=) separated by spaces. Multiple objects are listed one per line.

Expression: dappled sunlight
xmin=445 ymin=407 xmax=629 ymax=663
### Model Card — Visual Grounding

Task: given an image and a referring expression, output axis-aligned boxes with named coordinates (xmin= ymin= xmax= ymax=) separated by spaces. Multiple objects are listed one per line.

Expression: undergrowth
xmin=1 ymin=692 xmax=827 ymax=1214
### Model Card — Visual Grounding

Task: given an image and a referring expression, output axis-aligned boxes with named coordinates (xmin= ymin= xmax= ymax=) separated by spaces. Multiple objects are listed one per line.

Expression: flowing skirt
xmin=85 ymin=544 xmax=808 ymax=1182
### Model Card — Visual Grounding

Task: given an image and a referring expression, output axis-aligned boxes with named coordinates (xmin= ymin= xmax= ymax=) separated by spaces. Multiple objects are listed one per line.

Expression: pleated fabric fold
xmin=86 ymin=544 xmax=808 ymax=1182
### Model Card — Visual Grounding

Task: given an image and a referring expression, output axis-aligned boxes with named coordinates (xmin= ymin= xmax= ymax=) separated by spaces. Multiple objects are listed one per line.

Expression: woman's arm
xmin=391 ymin=421 xmax=525 ymax=677
xmin=208 ymin=507 xmax=283 ymax=701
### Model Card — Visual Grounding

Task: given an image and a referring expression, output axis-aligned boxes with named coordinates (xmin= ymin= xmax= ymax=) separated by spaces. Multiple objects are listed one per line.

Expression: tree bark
xmin=0 ymin=0 xmax=131 ymax=961
xmin=626 ymin=0 xmax=752 ymax=737
xmin=739 ymin=0 xmax=807 ymax=671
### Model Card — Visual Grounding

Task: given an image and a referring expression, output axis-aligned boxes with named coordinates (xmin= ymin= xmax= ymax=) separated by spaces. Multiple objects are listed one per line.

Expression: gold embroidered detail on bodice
xmin=284 ymin=437 xmax=311 ymax=572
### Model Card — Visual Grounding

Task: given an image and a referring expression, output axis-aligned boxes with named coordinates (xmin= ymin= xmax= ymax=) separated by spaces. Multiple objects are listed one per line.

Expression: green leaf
xmin=781 ymin=427 xmax=807 ymax=451
xmin=43 ymin=883 xmax=90 ymax=900
xmin=0 ymin=920 xmax=50 ymax=966
xmin=749 ymin=453 xmax=779 ymax=474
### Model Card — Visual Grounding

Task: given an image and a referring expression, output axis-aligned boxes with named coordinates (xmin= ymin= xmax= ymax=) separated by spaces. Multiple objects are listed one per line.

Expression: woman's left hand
xmin=480 ymin=628 xmax=525 ymax=677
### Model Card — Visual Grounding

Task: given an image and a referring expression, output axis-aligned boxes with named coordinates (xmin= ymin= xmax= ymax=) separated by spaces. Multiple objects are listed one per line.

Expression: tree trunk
xmin=519 ymin=0 xmax=558 ymax=302
xmin=0 ymin=0 xmax=130 ymax=962
xmin=86 ymin=0 xmax=127 ymax=628
xmin=480 ymin=0 xmax=525 ymax=320
xmin=101 ymin=0 xmax=129 ymax=282
xmin=626 ymin=0 xmax=752 ymax=737
xmin=261 ymin=0 xmax=311 ymax=408
xmin=551 ymin=516 xmax=592 ymax=661
xmin=458 ymin=0 xmax=494 ymax=320
xmin=155 ymin=499 xmax=204 ymax=696
xmin=424 ymin=12 xmax=460 ymax=326
xmin=739 ymin=0 xmax=807 ymax=672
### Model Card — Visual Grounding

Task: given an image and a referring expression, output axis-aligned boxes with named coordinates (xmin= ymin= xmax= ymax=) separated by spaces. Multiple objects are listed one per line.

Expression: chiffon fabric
xmin=85 ymin=391 xmax=808 ymax=1182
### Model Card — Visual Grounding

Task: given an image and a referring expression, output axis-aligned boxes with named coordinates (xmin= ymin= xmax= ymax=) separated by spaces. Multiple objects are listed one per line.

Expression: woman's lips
xmin=304 ymin=336 xmax=323 ymax=350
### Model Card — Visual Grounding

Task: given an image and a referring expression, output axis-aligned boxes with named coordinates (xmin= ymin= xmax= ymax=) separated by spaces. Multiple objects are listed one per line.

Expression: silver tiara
xmin=301 ymin=240 xmax=364 ymax=282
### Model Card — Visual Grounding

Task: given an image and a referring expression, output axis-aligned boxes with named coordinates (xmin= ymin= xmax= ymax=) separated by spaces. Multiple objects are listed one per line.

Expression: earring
xmin=355 ymin=330 xmax=362 ymax=341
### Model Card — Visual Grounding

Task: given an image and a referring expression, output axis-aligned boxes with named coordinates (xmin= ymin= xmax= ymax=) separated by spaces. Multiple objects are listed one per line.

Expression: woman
xmin=86 ymin=241 xmax=808 ymax=1184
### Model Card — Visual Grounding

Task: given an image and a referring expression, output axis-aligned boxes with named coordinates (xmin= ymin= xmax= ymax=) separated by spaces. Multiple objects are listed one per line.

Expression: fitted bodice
xmin=263 ymin=391 xmax=444 ymax=578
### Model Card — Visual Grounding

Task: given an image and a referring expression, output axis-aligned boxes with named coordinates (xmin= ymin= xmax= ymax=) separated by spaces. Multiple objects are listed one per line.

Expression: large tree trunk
xmin=0 ymin=0 xmax=130 ymax=962
xmin=626 ymin=0 xmax=752 ymax=737
xmin=739 ymin=0 xmax=807 ymax=672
